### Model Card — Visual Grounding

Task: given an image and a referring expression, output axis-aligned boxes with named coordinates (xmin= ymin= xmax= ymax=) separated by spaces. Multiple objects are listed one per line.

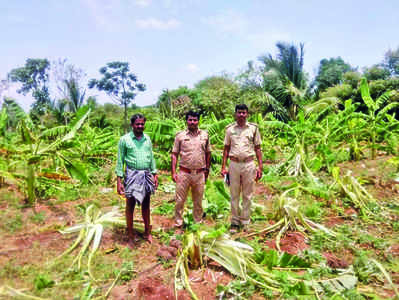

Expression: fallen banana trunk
xmin=245 ymin=188 xmax=335 ymax=251
xmin=174 ymin=229 xmax=357 ymax=299
xmin=55 ymin=205 xmax=130 ymax=280
xmin=0 ymin=285 xmax=48 ymax=300
xmin=174 ymin=231 xmax=281 ymax=300
xmin=332 ymin=167 xmax=380 ymax=216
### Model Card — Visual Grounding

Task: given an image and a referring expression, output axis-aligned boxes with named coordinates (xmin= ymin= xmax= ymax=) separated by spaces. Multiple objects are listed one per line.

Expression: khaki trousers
xmin=229 ymin=160 xmax=256 ymax=225
xmin=175 ymin=171 xmax=205 ymax=227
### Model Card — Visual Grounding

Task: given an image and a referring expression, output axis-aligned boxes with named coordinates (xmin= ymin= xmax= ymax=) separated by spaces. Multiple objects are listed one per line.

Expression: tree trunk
xmin=124 ymin=102 xmax=128 ymax=133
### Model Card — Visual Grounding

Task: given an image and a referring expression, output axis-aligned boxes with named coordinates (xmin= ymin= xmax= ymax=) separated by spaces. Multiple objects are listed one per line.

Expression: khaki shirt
xmin=224 ymin=122 xmax=261 ymax=160
xmin=172 ymin=129 xmax=211 ymax=169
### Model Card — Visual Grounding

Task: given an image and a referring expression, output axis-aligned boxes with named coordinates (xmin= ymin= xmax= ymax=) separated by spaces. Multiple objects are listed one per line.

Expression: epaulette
xmin=176 ymin=130 xmax=186 ymax=137
xmin=248 ymin=122 xmax=258 ymax=128
xmin=225 ymin=123 xmax=235 ymax=129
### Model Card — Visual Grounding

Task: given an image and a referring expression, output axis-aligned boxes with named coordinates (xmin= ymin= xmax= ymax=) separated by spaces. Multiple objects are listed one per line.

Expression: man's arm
xmin=221 ymin=145 xmax=230 ymax=176
xmin=148 ymin=140 xmax=158 ymax=188
xmin=253 ymin=126 xmax=263 ymax=181
xmin=205 ymin=150 xmax=211 ymax=182
xmin=117 ymin=176 xmax=124 ymax=195
xmin=171 ymin=152 xmax=179 ymax=182
xmin=116 ymin=139 xmax=125 ymax=195
xmin=255 ymin=145 xmax=263 ymax=181
xmin=171 ymin=134 xmax=181 ymax=183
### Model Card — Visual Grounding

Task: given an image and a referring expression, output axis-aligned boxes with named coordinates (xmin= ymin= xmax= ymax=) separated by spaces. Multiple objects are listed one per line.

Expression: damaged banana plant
xmin=332 ymin=167 xmax=381 ymax=216
xmin=56 ymin=205 xmax=128 ymax=280
xmin=174 ymin=230 xmax=280 ymax=300
xmin=246 ymin=188 xmax=335 ymax=250
xmin=174 ymin=229 xmax=358 ymax=299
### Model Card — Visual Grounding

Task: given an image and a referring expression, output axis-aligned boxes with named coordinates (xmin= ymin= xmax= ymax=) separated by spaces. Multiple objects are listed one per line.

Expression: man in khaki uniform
xmin=221 ymin=104 xmax=263 ymax=232
xmin=171 ymin=111 xmax=211 ymax=230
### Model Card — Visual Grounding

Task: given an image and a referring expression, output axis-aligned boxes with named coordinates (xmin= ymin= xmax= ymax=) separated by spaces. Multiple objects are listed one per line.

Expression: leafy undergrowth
xmin=0 ymin=159 xmax=398 ymax=300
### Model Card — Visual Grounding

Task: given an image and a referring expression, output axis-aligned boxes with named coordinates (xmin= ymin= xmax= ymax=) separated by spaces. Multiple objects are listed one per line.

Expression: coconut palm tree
xmin=258 ymin=42 xmax=308 ymax=120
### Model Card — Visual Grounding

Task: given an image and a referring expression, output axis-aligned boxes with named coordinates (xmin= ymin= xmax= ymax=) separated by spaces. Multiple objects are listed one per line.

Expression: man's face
xmin=187 ymin=116 xmax=199 ymax=131
xmin=235 ymin=109 xmax=248 ymax=122
xmin=132 ymin=118 xmax=145 ymax=135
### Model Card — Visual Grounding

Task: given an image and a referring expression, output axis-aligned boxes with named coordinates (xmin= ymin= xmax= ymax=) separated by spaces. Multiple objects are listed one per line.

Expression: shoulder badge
xmin=176 ymin=130 xmax=186 ymax=137
xmin=248 ymin=122 xmax=258 ymax=128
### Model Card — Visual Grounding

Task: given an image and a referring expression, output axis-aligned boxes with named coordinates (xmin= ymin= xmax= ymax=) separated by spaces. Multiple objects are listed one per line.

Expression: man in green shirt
xmin=116 ymin=114 xmax=158 ymax=246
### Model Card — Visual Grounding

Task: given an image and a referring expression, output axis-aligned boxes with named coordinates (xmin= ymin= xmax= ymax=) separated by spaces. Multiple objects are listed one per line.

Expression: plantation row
xmin=0 ymin=73 xmax=398 ymax=298
xmin=0 ymin=43 xmax=398 ymax=298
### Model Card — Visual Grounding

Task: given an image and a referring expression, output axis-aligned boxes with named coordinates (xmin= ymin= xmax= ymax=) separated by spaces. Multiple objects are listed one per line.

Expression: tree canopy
xmin=313 ymin=57 xmax=353 ymax=94
xmin=88 ymin=61 xmax=145 ymax=131
xmin=8 ymin=58 xmax=51 ymax=116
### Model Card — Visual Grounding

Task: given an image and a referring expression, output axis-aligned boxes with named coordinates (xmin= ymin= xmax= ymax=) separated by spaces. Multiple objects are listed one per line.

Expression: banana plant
xmin=265 ymin=112 xmax=322 ymax=184
xmin=15 ymin=108 xmax=91 ymax=203
xmin=332 ymin=167 xmax=380 ymax=216
xmin=175 ymin=228 xmax=357 ymax=299
xmin=246 ymin=188 xmax=335 ymax=251
xmin=57 ymin=204 xmax=127 ymax=280
xmin=175 ymin=230 xmax=280 ymax=300
xmin=73 ymin=124 xmax=117 ymax=165
xmin=359 ymin=77 xmax=398 ymax=159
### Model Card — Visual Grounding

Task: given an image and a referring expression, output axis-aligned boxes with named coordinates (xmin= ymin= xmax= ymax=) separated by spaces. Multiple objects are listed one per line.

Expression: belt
xmin=179 ymin=166 xmax=206 ymax=174
xmin=229 ymin=156 xmax=254 ymax=163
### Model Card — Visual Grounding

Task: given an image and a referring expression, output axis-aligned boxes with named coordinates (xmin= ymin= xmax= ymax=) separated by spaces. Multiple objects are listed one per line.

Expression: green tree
xmin=156 ymin=86 xmax=199 ymax=118
xmin=259 ymin=42 xmax=306 ymax=89
xmin=2 ymin=98 xmax=27 ymax=130
xmin=359 ymin=77 xmax=398 ymax=159
xmin=383 ymin=46 xmax=399 ymax=76
xmin=313 ymin=57 xmax=353 ymax=94
xmin=53 ymin=59 xmax=86 ymax=113
xmin=342 ymin=71 xmax=362 ymax=89
xmin=8 ymin=58 xmax=51 ymax=116
xmin=258 ymin=42 xmax=308 ymax=120
xmin=194 ymin=76 xmax=241 ymax=119
xmin=88 ymin=61 xmax=145 ymax=132
xmin=363 ymin=65 xmax=390 ymax=81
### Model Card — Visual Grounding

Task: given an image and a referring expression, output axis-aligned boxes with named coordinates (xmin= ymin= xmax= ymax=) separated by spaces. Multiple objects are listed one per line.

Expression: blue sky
xmin=1 ymin=0 xmax=398 ymax=110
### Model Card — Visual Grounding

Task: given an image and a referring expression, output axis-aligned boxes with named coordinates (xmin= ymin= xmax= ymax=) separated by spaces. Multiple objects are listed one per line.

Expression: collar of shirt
xmin=185 ymin=129 xmax=201 ymax=136
xmin=234 ymin=122 xmax=249 ymax=129
xmin=130 ymin=131 xmax=147 ymax=142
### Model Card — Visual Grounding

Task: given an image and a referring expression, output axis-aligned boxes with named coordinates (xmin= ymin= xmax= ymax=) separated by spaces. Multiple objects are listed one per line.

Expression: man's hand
xmin=221 ymin=168 xmax=228 ymax=177
xmin=117 ymin=179 xmax=125 ymax=195
xmin=171 ymin=172 xmax=178 ymax=183
xmin=153 ymin=174 xmax=159 ymax=189
xmin=255 ymin=168 xmax=263 ymax=182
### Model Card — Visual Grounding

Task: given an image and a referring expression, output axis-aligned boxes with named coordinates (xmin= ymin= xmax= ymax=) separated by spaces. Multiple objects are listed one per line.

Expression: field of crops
xmin=1 ymin=68 xmax=399 ymax=298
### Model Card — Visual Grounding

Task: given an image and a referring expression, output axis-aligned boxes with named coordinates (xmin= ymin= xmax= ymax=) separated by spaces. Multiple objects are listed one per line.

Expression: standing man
xmin=116 ymin=114 xmax=158 ymax=245
xmin=171 ymin=111 xmax=211 ymax=232
xmin=221 ymin=104 xmax=263 ymax=233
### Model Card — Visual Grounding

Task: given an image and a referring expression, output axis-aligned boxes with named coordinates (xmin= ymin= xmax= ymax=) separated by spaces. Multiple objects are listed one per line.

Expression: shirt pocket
xmin=181 ymin=138 xmax=192 ymax=152
xmin=241 ymin=131 xmax=253 ymax=148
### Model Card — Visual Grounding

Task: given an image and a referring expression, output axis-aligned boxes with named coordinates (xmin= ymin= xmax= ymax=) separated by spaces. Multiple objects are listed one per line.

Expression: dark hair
xmin=235 ymin=104 xmax=248 ymax=112
xmin=130 ymin=114 xmax=146 ymax=125
xmin=185 ymin=110 xmax=200 ymax=121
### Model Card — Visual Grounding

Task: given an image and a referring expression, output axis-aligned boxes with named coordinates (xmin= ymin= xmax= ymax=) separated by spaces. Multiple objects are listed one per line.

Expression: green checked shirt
xmin=115 ymin=132 xmax=157 ymax=178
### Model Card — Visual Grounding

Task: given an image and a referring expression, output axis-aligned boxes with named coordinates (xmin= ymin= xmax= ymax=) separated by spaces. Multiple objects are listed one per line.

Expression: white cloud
xmin=202 ymin=9 xmax=249 ymax=35
xmin=186 ymin=64 xmax=199 ymax=72
xmin=83 ymin=0 xmax=122 ymax=31
xmin=136 ymin=18 xmax=180 ymax=30
xmin=133 ymin=0 xmax=151 ymax=7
